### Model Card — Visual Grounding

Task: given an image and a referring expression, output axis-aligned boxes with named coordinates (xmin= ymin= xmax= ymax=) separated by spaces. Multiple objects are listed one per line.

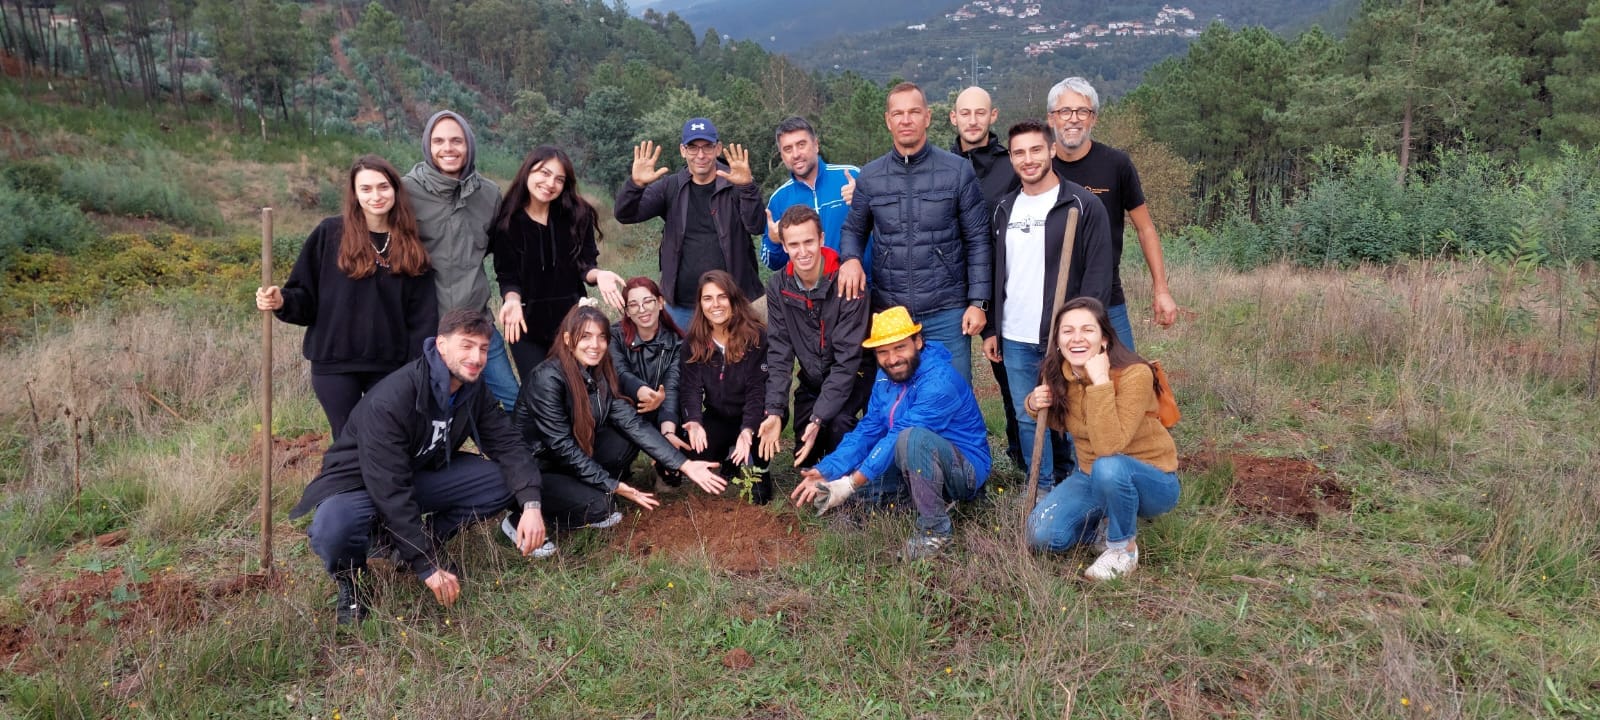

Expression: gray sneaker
xmin=582 ymin=511 xmax=623 ymax=530
xmin=901 ymin=534 xmax=951 ymax=562
xmin=501 ymin=515 xmax=557 ymax=559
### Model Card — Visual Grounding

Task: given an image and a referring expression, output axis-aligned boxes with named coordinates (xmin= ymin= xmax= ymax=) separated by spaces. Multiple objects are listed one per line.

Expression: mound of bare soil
xmin=609 ymin=492 xmax=814 ymax=574
xmin=1224 ymin=454 xmax=1350 ymax=524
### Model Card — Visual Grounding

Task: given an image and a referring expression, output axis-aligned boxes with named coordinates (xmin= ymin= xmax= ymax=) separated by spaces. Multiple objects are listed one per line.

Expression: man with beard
xmin=615 ymin=117 xmax=766 ymax=326
xmin=289 ymin=310 xmax=548 ymax=625
xmin=790 ymin=306 xmax=991 ymax=561
xmin=403 ymin=110 xmax=520 ymax=409
xmin=837 ymin=82 xmax=991 ymax=383
xmin=1047 ymin=77 xmax=1179 ymax=351
xmin=981 ymin=119 xmax=1114 ymax=489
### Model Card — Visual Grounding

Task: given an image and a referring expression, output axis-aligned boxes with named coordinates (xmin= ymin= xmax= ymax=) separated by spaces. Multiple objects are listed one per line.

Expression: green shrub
xmin=0 ymin=183 xmax=96 ymax=271
xmin=1 ymin=159 xmax=63 ymax=196
xmin=57 ymin=158 xmax=224 ymax=232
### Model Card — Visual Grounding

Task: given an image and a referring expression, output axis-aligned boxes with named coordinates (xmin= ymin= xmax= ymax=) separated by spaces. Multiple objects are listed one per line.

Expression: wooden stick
xmin=1020 ymin=205 xmax=1079 ymax=553
xmin=260 ymin=207 xmax=275 ymax=574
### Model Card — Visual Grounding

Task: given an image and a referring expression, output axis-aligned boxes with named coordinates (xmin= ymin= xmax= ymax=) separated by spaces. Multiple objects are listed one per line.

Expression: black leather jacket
xmin=608 ymin=321 xmax=683 ymax=425
xmin=511 ymin=358 xmax=687 ymax=492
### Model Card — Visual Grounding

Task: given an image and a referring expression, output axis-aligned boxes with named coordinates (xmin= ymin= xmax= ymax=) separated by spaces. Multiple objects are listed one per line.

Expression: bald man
xmin=949 ymin=86 xmax=1024 ymax=466
xmin=950 ymin=86 xmax=1020 ymax=212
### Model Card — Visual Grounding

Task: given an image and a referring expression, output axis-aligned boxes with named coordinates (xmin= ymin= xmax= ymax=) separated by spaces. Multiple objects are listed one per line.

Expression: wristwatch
xmin=522 ymin=500 xmax=542 ymax=511
xmin=969 ymin=299 xmax=990 ymax=311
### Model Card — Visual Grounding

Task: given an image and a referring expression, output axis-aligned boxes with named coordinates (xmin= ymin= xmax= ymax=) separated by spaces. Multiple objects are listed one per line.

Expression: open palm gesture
xmin=631 ymin=141 xmax=670 ymax=186
xmin=716 ymin=143 xmax=753 ymax=186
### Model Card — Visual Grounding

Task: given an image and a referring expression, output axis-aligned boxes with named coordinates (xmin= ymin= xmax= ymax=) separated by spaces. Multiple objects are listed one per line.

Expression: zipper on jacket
xmin=887 ymin=385 xmax=908 ymax=427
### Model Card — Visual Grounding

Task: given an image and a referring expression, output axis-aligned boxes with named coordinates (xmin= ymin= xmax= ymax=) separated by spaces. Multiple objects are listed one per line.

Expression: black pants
xmin=791 ymin=357 xmax=876 ymax=467
xmin=991 ymin=358 xmax=1024 ymax=465
xmin=535 ymin=425 xmax=636 ymax=530
xmin=684 ymin=409 xmax=771 ymax=502
xmin=310 ymin=369 xmax=391 ymax=441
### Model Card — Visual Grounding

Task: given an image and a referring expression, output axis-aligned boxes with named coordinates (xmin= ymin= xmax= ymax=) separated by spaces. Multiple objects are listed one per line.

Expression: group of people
xmin=258 ymin=78 xmax=1185 ymax=625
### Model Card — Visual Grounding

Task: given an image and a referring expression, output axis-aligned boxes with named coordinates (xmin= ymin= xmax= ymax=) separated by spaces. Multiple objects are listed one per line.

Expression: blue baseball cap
xmin=681 ymin=118 xmax=719 ymax=145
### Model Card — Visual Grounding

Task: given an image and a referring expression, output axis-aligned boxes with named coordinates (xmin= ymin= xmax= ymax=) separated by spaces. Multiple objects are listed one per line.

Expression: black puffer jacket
xmin=839 ymin=143 xmax=992 ymax=314
xmin=289 ymin=339 xmax=540 ymax=579
xmin=511 ymin=358 xmax=687 ymax=492
xmin=952 ymin=132 xmax=1020 ymax=213
xmin=608 ymin=321 xmax=683 ymax=425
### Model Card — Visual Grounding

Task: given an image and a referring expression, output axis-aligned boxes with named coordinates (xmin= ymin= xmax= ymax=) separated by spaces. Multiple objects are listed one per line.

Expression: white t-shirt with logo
xmin=1001 ymin=188 xmax=1054 ymax=344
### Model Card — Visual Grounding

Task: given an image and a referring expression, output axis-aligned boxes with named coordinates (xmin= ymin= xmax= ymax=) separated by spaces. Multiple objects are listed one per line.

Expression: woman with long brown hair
xmin=490 ymin=145 xmax=626 ymax=378
xmin=1023 ymin=296 xmax=1179 ymax=580
xmin=256 ymin=154 xmax=436 ymax=439
xmin=510 ymin=304 xmax=726 ymax=555
xmin=678 ymin=270 xmax=774 ymax=504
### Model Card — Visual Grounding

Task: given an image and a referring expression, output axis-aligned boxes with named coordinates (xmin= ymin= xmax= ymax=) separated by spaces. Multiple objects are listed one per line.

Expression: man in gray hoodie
xmin=402 ymin=110 xmax=520 ymax=410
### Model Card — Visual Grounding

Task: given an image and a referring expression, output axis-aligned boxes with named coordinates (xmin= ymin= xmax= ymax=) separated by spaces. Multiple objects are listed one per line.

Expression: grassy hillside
xmin=3 ymin=87 xmax=1600 ymax=718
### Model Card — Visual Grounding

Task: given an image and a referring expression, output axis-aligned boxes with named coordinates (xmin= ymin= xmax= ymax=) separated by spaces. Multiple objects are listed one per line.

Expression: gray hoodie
xmin=402 ymin=110 xmax=501 ymax=316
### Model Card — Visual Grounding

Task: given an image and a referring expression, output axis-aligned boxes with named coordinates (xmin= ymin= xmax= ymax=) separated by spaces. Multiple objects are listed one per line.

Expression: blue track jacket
xmin=762 ymin=160 xmax=873 ymax=278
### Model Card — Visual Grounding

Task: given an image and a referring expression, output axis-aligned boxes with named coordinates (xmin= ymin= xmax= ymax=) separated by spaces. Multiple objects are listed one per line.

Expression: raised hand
xmin=632 ymin=141 xmax=670 ymax=187
xmin=765 ymin=208 xmax=780 ymax=242
xmin=591 ymin=269 xmax=626 ymax=309
xmin=716 ymin=143 xmax=753 ymax=186
xmin=841 ymin=169 xmax=857 ymax=206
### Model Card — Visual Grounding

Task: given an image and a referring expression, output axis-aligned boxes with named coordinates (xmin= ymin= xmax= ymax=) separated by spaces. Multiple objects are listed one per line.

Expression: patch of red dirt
xmin=610 ymin=492 xmax=813 ymax=574
xmin=233 ymin=431 xmax=327 ymax=471
xmin=0 ymin=622 xmax=33 ymax=666
xmin=1 ymin=52 xmax=26 ymax=79
xmin=721 ymin=647 xmax=754 ymax=670
xmin=28 ymin=569 xmax=279 ymax=634
xmin=1224 ymin=454 xmax=1350 ymax=524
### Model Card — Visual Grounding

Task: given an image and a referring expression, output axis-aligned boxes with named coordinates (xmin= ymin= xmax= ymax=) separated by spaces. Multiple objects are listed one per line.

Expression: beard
xmin=884 ymin=351 xmax=922 ymax=383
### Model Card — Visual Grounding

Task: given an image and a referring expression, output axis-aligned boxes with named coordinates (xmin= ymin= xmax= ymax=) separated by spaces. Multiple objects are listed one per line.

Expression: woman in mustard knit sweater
xmin=1023 ymin=297 xmax=1180 ymax=580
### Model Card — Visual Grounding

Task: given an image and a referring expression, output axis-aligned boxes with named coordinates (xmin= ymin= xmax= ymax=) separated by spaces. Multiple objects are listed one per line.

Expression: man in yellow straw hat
xmin=791 ymin=306 xmax=992 ymax=560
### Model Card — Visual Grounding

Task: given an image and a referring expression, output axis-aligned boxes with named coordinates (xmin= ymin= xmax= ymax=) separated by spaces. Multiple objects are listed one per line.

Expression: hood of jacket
xmin=420 ymin=110 xmax=479 ymax=180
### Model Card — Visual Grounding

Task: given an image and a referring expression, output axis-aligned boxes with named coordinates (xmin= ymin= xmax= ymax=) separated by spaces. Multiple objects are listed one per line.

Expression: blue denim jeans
xmin=1001 ymin=338 xmax=1056 ymax=493
xmin=1026 ymin=454 xmax=1179 ymax=553
xmin=1108 ymin=303 xmax=1135 ymax=353
xmin=854 ymin=427 xmax=982 ymax=537
xmin=665 ymin=304 xmax=695 ymax=331
xmin=482 ymin=324 xmax=521 ymax=411
xmin=917 ymin=306 xmax=973 ymax=383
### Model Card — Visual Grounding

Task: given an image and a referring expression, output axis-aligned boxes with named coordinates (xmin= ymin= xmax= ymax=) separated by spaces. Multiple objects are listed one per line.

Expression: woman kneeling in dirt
xmin=1023 ymin=297 xmax=1180 ymax=581
xmin=507 ymin=304 xmax=726 ymax=557
xmin=678 ymin=270 xmax=774 ymax=505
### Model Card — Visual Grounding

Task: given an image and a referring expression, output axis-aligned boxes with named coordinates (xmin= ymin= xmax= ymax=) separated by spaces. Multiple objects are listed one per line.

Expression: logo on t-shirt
xmin=1082 ymin=185 xmax=1110 ymax=196
xmin=1007 ymin=216 xmax=1046 ymax=235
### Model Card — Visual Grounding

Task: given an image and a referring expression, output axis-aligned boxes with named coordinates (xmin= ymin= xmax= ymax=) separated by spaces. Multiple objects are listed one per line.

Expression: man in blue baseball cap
xmin=615 ymin=117 xmax=767 ymax=325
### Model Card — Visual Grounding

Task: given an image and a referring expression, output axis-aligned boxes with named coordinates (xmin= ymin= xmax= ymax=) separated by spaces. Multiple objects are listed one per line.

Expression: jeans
xmin=855 ymin=427 xmax=981 ymax=537
xmin=665 ymin=304 xmax=695 ymax=330
xmin=1001 ymin=338 xmax=1056 ymax=493
xmin=1026 ymin=454 xmax=1179 ymax=553
xmin=483 ymin=325 xmax=521 ymax=411
xmin=1108 ymin=303 xmax=1135 ymax=353
xmin=307 ymin=454 xmax=513 ymax=578
xmin=917 ymin=306 xmax=973 ymax=383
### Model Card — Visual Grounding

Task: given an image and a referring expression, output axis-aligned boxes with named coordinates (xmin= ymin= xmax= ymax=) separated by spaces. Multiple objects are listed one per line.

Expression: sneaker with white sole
xmin=1084 ymin=546 xmax=1139 ymax=581
xmin=901 ymin=534 xmax=951 ymax=562
xmin=501 ymin=515 xmax=558 ymax=559
xmin=582 ymin=511 xmax=623 ymax=530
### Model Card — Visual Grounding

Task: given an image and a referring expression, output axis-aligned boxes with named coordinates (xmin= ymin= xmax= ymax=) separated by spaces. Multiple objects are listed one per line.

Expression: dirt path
xmin=328 ymin=31 xmax=382 ymax=126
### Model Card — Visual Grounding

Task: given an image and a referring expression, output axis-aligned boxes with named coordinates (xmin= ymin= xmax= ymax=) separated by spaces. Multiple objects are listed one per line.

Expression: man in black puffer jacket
xmin=838 ymin=82 xmax=992 ymax=383
xmin=289 ymin=310 xmax=545 ymax=625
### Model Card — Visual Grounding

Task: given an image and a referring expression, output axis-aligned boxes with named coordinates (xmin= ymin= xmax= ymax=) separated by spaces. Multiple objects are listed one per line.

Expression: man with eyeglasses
xmin=1047 ymin=77 xmax=1179 ymax=351
xmin=615 ymin=117 xmax=767 ymax=327
xmin=838 ymin=82 xmax=992 ymax=383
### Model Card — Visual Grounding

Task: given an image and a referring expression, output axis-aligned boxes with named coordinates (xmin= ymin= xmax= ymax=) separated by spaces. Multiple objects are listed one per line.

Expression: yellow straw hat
xmin=861 ymin=306 xmax=923 ymax=348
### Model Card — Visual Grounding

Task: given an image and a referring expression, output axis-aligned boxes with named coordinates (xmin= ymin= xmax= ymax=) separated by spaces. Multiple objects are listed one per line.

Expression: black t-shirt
xmin=674 ymin=180 xmax=726 ymax=307
xmin=1053 ymin=142 xmax=1146 ymax=306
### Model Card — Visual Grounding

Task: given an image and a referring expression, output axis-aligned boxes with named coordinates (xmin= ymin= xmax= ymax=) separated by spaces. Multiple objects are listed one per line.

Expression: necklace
xmin=372 ymin=231 xmax=391 ymax=268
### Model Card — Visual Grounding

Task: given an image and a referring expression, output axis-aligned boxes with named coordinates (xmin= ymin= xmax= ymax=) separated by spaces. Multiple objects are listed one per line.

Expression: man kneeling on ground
xmin=289 ymin=309 xmax=547 ymax=625
xmin=790 ymin=306 xmax=992 ymax=560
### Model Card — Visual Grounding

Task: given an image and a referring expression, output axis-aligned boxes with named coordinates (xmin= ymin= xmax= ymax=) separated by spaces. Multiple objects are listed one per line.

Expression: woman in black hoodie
xmin=256 ymin=155 xmax=436 ymax=439
xmin=490 ymin=145 xmax=627 ymax=379
xmin=679 ymin=270 xmax=774 ymax=504
xmin=510 ymin=304 xmax=727 ymax=555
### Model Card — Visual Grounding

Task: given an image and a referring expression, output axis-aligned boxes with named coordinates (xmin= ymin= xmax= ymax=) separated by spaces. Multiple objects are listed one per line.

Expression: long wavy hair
xmin=550 ymin=304 xmax=623 ymax=456
xmin=1038 ymin=296 xmax=1154 ymax=432
xmin=620 ymin=276 xmax=683 ymax=345
xmin=490 ymin=145 xmax=603 ymax=257
xmin=338 ymin=155 xmax=428 ymax=278
xmin=685 ymin=270 xmax=763 ymax=364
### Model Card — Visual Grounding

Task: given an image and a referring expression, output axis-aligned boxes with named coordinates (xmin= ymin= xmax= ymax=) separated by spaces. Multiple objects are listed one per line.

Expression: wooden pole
xmin=260 ymin=207 xmax=274 ymax=574
xmin=1020 ymin=206 xmax=1079 ymax=553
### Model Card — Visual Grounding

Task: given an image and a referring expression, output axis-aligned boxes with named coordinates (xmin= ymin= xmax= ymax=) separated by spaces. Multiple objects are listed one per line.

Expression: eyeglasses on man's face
xmin=1049 ymin=107 xmax=1096 ymax=121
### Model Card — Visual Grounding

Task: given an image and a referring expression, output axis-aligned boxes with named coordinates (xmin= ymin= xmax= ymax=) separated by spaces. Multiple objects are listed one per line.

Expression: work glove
xmin=813 ymin=477 xmax=856 ymax=515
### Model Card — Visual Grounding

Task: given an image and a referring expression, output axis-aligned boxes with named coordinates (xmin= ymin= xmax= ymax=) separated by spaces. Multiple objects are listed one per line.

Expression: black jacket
xmin=680 ymin=334 xmax=767 ymax=432
xmin=608 ymin=321 xmax=683 ymax=425
xmin=613 ymin=167 xmax=765 ymax=305
xmin=983 ymin=169 xmax=1116 ymax=343
xmin=953 ymin=132 xmax=1020 ymax=213
xmin=763 ymin=247 xmax=871 ymax=422
xmin=839 ymin=142 xmax=992 ymax=314
xmin=511 ymin=359 xmax=687 ymax=493
xmin=275 ymin=216 xmax=437 ymax=373
xmin=289 ymin=339 xmax=540 ymax=578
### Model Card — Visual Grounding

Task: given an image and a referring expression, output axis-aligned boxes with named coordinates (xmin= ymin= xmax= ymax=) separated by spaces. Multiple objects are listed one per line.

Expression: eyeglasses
xmin=682 ymin=144 xmax=720 ymax=156
xmin=1049 ymin=107 xmax=1096 ymax=121
xmin=626 ymin=298 xmax=659 ymax=314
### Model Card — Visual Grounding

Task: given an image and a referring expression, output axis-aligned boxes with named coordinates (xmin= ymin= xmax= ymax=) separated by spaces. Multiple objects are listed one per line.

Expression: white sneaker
xmin=582 ymin=511 xmax=623 ymax=530
xmin=502 ymin=515 xmax=558 ymax=559
xmin=1084 ymin=546 xmax=1139 ymax=581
